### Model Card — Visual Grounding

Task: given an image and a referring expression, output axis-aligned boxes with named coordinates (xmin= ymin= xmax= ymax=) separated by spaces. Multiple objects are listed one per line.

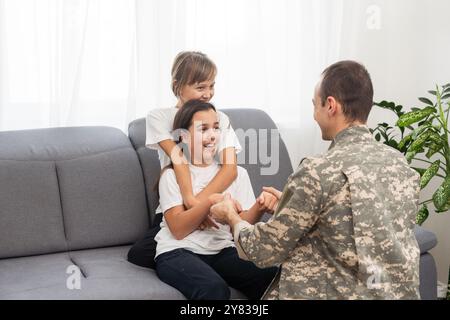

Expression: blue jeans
xmin=155 ymin=247 xmax=278 ymax=300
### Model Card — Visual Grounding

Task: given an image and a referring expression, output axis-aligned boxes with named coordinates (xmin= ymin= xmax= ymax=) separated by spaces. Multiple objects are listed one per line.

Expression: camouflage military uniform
xmin=233 ymin=125 xmax=421 ymax=299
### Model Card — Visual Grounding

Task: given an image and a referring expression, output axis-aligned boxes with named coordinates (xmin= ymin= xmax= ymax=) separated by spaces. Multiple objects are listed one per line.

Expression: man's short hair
xmin=320 ymin=60 xmax=374 ymax=122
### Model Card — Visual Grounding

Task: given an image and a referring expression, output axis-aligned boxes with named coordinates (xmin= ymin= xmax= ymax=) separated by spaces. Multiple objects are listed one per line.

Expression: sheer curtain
xmin=0 ymin=0 xmax=344 ymax=166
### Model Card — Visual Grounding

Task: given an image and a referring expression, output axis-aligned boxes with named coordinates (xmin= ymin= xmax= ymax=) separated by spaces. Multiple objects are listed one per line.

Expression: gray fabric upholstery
xmin=0 ymin=160 xmax=67 ymax=258
xmin=0 ymin=126 xmax=149 ymax=258
xmin=0 ymin=109 xmax=439 ymax=299
xmin=0 ymin=246 xmax=245 ymax=300
xmin=57 ymin=148 xmax=149 ymax=250
xmin=419 ymin=253 xmax=438 ymax=300
xmin=414 ymin=225 xmax=438 ymax=254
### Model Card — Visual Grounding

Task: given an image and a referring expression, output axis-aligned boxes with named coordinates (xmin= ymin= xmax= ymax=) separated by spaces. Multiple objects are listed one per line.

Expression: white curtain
xmin=0 ymin=0 xmax=344 ymax=166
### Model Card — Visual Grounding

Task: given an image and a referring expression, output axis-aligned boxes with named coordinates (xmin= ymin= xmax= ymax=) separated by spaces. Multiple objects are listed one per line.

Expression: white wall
xmin=283 ymin=0 xmax=450 ymax=284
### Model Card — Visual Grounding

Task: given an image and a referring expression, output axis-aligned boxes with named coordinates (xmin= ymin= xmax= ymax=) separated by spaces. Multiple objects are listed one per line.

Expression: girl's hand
xmin=262 ymin=186 xmax=282 ymax=200
xmin=198 ymin=215 xmax=219 ymax=230
xmin=256 ymin=190 xmax=279 ymax=214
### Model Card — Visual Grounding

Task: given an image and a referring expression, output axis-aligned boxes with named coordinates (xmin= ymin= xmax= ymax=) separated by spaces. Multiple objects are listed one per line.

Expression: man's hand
xmin=210 ymin=193 xmax=240 ymax=225
xmin=256 ymin=186 xmax=282 ymax=214
xmin=197 ymin=193 xmax=243 ymax=230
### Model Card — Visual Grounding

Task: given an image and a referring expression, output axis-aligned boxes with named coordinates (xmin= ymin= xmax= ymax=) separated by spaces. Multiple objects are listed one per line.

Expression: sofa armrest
xmin=414 ymin=225 xmax=438 ymax=254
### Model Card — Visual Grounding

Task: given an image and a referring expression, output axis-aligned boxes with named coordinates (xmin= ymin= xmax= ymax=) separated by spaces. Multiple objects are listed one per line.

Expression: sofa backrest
xmin=0 ymin=127 xmax=149 ymax=259
xmin=128 ymin=108 xmax=294 ymax=224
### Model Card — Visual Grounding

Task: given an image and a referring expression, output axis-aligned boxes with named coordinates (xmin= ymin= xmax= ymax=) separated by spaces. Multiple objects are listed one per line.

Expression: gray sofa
xmin=0 ymin=108 xmax=438 ymax=299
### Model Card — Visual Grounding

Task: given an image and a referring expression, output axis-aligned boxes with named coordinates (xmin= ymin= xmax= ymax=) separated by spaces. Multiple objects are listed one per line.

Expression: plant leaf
xmin=396 ymin=107 xmax=435 ymax=127
xmin=375 ymin=133 xmax=381 ymax=141
xmin=432 ymin=177 xmax=450 ymax=211
xmin=398 ymin=134 xmax=412 ymax=151
xmin=420 ymin=160 xmax=440 ymax=189
xmin=409 ymin=131 xmax=432 ymax=152
xmin=406 ymin=150 xmax=417 ymax=163
xmin=419 ymin=97 xmax=434 ymax=105
xmin=416 ymin=205 xmax=429 ymax=226
xmin=426 ymin=142 xmax=442 ymax=158
xmin=428 ymin=90 xmax=437 ymax=96
xmin=441 ymin=93 xmax=450 ymax=100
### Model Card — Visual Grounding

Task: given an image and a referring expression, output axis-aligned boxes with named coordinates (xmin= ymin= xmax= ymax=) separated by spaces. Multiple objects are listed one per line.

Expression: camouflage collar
xmin=329 ymin=125 xmax=372 ymax=150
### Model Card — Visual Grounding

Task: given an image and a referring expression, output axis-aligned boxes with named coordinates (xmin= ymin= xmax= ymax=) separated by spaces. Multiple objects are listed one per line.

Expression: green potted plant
xmin=370 ymin=83 xmax=450 ymax=299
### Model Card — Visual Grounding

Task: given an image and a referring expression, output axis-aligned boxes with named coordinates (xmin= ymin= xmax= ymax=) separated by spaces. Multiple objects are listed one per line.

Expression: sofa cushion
xmin=0 ymin=246 xmax=246 ymax=299
xmin=0 ymin=126 xmax=150 ymax=255
xmin=57 ymin=148 xmax=149 ymax=251
xmin=0 ymin=160 xmax=67 ymax=259
xmin=415 ymin=225 xmax=438 ymax=254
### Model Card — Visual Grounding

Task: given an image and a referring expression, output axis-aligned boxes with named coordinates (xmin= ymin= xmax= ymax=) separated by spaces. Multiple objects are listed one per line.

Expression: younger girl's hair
xmin=171 ymin=51 xmax=217 ymax=97
xmin=154 ymin=99 xmax=217 ymax=196
xmin=172 ymin=99 xmax=216 ymax=135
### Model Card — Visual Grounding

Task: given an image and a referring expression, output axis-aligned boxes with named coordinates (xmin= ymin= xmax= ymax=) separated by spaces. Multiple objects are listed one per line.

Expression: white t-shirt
xmin=154 ymin=163 xmax=256 ymax=258
xmin=145 ymin=107 xmax=242 ymax=168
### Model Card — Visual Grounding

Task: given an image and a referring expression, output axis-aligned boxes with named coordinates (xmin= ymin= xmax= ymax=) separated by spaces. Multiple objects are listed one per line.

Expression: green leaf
xmin=396 ymin=107 xmax=435 ymax=127
xmin=419 ymin=97 xmax=434 ymax=105
xmin=398 ymin=134 xmax=412 ymax=151
xmin=442 ymin=86 xmax=450 ymax=95
xmin=375 ymin=133 xmax=381 ymax=141
xmin=441 ymin=93 xmax=450 ymax=100
xmin=388 ymin=139 xmax=399 ymax=149
xmin=428 ymin=90 xmax=437 ymax=96
xmin=435 ymin=198 xmax=450 ymax=213
xmin=420 ymin=160 xmax=440 ymax=189
xmin=406 ymin=150 xmax=417 ymax=163
xmin=410 ymin=107 xmax=421 ymax=112
xmin=432 ymin=177 xmax=450 ymax=211
xmin=409 ymin=131 xmax=432 ymax=152
xmin=426 ymin=142 xmax=442 ymax=159
xmin=416 ymin=205 xmax=429 ymax=226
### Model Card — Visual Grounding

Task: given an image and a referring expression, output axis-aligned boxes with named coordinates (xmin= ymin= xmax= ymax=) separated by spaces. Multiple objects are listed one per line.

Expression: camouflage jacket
xmin=234 ymin=125 xmax=421 ymax=299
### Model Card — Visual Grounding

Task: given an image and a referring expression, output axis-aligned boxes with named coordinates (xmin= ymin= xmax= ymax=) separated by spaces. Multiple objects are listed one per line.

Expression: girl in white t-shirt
xmin=146 ymin=52 xmax=241 ymax=227
xmin=154 ymin=100 xmax=278 ymax=300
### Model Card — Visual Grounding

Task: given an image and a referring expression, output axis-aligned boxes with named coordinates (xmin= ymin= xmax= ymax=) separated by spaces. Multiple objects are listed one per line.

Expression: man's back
xmin=291 ymin=125 xmax=421 ymax=299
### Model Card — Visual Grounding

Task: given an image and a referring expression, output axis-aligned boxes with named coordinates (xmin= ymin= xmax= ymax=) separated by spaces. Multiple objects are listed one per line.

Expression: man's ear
xmin=326 ymin=96 xmax=339 ymax=117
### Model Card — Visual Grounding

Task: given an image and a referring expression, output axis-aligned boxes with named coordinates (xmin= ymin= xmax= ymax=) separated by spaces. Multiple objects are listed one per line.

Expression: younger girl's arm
xmin=159 ymin=139 xmax=197 ymax=208
xmin=164 ymin=194 xmax=222 ymax=240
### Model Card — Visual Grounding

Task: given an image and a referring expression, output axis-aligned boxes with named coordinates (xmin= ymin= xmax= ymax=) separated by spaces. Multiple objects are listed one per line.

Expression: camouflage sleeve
xmin=234 ymin=158 xmax=323 ymax=268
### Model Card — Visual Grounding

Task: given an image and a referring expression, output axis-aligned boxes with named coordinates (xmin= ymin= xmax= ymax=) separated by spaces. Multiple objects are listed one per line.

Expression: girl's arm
xmin=159 ymin=139 xmax=197 ymax=208
xmin=164 ymin=195 xmax=221 ymax=240
xmin=237 ymin=190 xmax=279 ymax=224
xmin=238 ymin=203 xmax=265 ymax=225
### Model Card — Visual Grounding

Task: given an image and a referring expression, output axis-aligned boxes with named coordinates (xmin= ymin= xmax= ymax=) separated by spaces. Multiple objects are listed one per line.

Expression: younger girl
xmin=154 ymin=100 xmax=277 ymax=300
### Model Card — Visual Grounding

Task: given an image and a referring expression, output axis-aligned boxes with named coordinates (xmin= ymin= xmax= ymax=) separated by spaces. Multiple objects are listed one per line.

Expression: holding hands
xmin=256 ymin=186 xmax=282 ymax=214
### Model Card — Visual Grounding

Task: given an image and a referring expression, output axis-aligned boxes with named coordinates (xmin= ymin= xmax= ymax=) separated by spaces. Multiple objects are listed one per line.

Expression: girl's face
xmin=184 ymin=109 xmax=220 ymax=166
xmin=177 ymin=78 xmax=215 ymax=107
